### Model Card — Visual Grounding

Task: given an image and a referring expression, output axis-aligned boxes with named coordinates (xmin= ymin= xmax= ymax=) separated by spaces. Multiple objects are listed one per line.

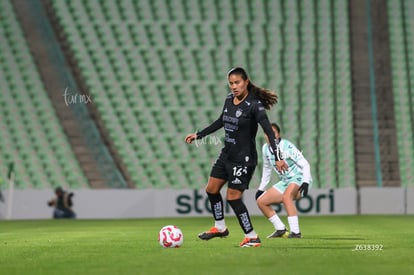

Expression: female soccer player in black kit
xmin=185 ymin=67 xmax=287 ymax=247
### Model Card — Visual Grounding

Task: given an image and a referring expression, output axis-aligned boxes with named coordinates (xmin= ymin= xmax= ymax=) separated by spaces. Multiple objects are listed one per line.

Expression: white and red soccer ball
xmin=158 ymin=225 xmax=184 ymax=248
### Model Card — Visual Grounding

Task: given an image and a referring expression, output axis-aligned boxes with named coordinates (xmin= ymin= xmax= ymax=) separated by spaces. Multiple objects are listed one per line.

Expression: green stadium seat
xmin=0 ymin=0 xmax=89 ymax=189
xmin=44 ymin=0 xmax=357 ymax=189
xmin=387 ymin=0 xmax=414 ymax=187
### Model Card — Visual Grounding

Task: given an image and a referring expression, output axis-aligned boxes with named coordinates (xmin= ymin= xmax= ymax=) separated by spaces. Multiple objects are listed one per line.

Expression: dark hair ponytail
xmin=227 ymin=67 xmax=278 ymax=110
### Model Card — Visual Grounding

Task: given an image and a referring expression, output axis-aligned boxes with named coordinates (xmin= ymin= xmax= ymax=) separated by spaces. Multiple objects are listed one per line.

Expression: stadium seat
xmin=387 ymin=0 xmax=414 ymax=186
xmin=0 ymin=0 xmax=89 ymax=189
xmin=44 ymin=0 xmax=357 ymax=189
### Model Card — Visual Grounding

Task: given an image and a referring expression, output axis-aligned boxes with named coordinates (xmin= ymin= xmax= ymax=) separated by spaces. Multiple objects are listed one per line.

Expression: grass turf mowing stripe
xmin=0 ymin=215 xmax=413 ymax=275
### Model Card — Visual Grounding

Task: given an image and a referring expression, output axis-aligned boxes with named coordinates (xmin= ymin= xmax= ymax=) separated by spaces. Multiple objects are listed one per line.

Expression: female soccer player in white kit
xmin=256 ymin=123 xmax=312 ymax=238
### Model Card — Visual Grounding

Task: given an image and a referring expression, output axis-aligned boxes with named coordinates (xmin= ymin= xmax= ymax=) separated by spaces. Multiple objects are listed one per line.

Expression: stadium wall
xmin=0 ymin=187 xmax=413 ymax=220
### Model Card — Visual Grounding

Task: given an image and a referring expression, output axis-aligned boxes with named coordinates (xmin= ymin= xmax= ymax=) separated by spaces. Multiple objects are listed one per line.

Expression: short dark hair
xmin=271 ymin=123 xmax=281 ymax=133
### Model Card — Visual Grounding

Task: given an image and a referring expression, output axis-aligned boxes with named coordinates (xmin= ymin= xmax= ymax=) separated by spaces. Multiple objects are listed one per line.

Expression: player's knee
xmin=257 ymin=199 xmax=269 ymax=210
xmin=282 ymin=192 xmax=293 ymax=203
xmin=226 ymin=188 xmax=243 ymax=200
xmin=205 ymin=184 xmax=220 ymax=194
xmin=256 ymin=196 xmax=264 ymax=207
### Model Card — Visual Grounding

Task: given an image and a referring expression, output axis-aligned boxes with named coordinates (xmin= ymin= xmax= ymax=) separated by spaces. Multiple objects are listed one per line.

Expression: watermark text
xmin=63 ymin=87 xmax=92 ymax=106
xmin=352 ymin=244 xmax=383 ymax=251
xmin=194 ymin=135 xmax=222 ymax=147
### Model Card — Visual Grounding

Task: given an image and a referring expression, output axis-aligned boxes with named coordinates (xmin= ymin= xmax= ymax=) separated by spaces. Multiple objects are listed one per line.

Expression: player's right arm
xmin=195 ymin=114 xmax=223 ymax=139
xmin=185 ymin=113 xmax=223 ymax=144
xmin=258 ymin=145 xmax=273 ymax=191
xmin=185 ymin=98 xmax=226 ymax=144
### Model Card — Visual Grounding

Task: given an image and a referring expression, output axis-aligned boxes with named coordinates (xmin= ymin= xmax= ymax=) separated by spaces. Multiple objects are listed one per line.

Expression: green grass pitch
xmin=1 ymin=215 xmax=413 ymax=275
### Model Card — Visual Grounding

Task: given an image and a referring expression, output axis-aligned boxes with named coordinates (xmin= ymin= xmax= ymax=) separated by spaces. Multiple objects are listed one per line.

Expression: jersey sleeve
xmin=196 ymin=113 xmax=223 ymax=139
xmin=296 ymin=157 xmax=311 ymax=183
xmin=258 ymin=144 xmax=273 ymax=191
xmin=196 ymin=101 xmax=225 ymax=138
xmin=282 ymin=140 xmax=303 ymax=162
xmin=253 ymin=101 xmax=282 ymax=161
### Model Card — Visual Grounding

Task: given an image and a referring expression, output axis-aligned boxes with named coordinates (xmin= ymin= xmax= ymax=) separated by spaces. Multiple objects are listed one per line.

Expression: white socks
xmin=268 ymin=214 xmax=286 ymax=230
xmin=288 ymin=216 xmax=300 ymax=234
xmin=268 ymin=214 xmax=300 ymax=233
xmin=246 ymin=230 xmax=258 ymax=238
xmin=215 ymin=219 xmax=226 ymax=232
xmin=216 ymin=219 xmax=258 ymax=239
xmin=215 ymin=216 xmax=297 ymax=237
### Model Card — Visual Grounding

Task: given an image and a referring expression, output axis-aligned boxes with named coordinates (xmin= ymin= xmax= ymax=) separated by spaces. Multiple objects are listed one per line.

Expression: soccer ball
xmin=158 ymin=225 xmax=184 ymax=248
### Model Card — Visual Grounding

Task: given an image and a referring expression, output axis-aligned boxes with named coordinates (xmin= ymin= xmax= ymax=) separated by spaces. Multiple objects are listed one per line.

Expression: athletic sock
xmin=214 ymin=219 xmax=226 ymax=232
xmin=268 ymin=214 xmax=286 ymax=230
xmin=288 ymin=216 xmax=300 ymax=234
xmin=246 ymin=230 xmax=258 ymax=239
xmin=207 ymin=192 xmax=224 ymax=221
xmin=207 ymin=192 xmax=226 ymax=231
xmin=228 ymin=198 xmax=254 ymax=234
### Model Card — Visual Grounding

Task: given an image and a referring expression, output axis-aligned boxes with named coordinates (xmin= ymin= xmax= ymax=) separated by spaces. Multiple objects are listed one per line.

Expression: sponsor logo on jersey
xmin=225 ymin=134 xmax=236 ymax=144
xmin=223 ymin=115 xmax=239 ymax=124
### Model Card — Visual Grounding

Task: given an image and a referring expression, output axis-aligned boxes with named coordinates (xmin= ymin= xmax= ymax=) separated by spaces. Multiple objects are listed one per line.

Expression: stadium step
xmin=349 ymin=0 xmax=400 ymax=188
xmin=12 ymin=0 xmax=120 ymax=188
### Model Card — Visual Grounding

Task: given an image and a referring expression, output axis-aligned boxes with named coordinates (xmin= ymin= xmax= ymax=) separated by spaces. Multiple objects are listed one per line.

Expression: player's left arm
xmin=253 ymin=101 xmax=287 ymax=171
xmin=296 ymin=157 xmax=311 ymax=197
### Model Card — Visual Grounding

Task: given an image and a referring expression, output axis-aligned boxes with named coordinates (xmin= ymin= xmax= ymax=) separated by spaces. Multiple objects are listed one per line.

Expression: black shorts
xmin=210 ymin=157 xmax=256 ymax=190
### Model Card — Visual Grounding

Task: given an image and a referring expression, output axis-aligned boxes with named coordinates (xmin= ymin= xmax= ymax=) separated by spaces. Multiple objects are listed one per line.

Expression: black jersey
xmin=197 ymin=92 xmax=281 ymax=165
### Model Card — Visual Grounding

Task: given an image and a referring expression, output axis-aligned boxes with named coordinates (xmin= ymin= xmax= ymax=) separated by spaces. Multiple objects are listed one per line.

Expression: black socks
xmin=207 ymin=192 xmax=224 ymax=221
xmin=228 ymin=198 xmax=253 ymax=234
xmin=206 ymin=193 xmax=254 ymax=234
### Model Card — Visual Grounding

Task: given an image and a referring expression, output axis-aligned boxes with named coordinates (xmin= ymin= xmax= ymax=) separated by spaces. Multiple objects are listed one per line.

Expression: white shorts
xmin=272 ymin=172 xmax=311 ymax=194
xmin=272 ymin=180 xmax=301 ymax=194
